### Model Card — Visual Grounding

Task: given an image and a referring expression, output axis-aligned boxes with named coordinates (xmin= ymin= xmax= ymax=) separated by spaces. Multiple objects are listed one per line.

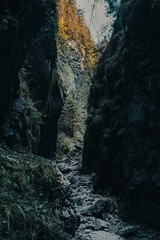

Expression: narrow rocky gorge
xmin=0 ymin=0 xmax=160 ymax=239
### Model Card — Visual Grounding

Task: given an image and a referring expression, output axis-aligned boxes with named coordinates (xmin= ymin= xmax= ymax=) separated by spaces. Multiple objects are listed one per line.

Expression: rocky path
xmin=0 ymin=144 xmax=160 ymax=239
xmin=57 ymin=151 xmax=160 ymax=240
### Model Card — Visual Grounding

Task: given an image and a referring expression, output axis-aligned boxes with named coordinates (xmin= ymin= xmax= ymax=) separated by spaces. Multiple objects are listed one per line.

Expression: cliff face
xmin=57 ymin=39 xmax=92 ymax=154
xmin=83 ymin=0 xmax=160 ymax=228
xmin=0 ymin=0 xmax=63 ymax=157
xmin=56 ymin=0 xmax=97 ymax=155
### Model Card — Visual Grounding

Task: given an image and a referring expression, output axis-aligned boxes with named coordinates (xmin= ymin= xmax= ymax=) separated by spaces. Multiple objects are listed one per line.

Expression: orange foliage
xmin=56 ymin=0 xmax=99 ymax=67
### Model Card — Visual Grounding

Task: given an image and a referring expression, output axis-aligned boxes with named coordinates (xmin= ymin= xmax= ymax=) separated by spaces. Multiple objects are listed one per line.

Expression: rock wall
xmin=83 ymin=0 xmax=160 ymax=228
xmin=57 ymin=39 xmax=92 ymax=154
xmin=0 ymin=0 xmax=63 ymax=157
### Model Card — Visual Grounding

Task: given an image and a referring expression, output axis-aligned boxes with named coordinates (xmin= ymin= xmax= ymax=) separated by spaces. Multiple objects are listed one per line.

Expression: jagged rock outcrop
xmin=0 ymin=0 xmax=63 ymax=157
xmin=83 ymin=0 xmax=160 ymax=229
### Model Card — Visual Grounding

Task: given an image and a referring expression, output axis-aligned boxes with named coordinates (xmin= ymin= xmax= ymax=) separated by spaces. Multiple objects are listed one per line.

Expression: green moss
xmin=20 ymin=76 xmax=43 ymax=125
xmin=0 ymin=154 xmax=68 ymax=240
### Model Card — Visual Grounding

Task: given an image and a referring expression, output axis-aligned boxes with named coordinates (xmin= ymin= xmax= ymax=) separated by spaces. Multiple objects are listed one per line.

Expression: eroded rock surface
xmin=83 ymin=0 xmax=160 ymax=229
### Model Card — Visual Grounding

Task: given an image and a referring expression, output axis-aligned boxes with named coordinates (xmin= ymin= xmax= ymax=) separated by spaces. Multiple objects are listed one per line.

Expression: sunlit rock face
xmin=83 ymin=0 xmax=160 ymax=229
xmin=0 ymin=0 xmax=63 ymax=157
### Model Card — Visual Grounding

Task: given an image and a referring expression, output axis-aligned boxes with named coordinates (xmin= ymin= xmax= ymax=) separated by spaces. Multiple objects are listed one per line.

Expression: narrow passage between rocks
xmin=57 ymin=149 xmax=160 ymax=240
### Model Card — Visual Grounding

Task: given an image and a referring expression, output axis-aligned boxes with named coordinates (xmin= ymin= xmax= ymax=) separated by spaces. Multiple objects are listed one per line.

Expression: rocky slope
xmin=0 ymin=0 xmax=63 ymax=158
xmin=57 ymin=149 xmax=160 ymax=240
xmin=83 ymin=0 xmax=160 ymax=229
xmin=0 ymin=145 xmax=75 ymax=239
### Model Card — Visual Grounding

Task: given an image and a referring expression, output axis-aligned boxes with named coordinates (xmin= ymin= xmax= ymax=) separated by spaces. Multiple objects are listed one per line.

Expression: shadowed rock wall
xmin=83 ymin=0 xmax=160 ymax=228
xmin=0 ymin=0 xmax=63 ymax=157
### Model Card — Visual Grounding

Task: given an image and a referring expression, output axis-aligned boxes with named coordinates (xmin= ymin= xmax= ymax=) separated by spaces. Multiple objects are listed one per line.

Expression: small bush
xmin=57 ymin=132 xmax=75 ymax=154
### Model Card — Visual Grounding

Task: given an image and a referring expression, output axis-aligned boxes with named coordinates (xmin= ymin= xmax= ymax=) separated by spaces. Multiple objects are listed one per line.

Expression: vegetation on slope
xmin=0 ymin=151 xmax=69 ymax=240
xmin=57 ymin=0 xmax=99 ymax=68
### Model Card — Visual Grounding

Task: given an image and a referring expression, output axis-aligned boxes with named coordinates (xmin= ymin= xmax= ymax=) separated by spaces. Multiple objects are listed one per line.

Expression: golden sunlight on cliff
xmin=56 ymin=0 xmax=100 ymax=67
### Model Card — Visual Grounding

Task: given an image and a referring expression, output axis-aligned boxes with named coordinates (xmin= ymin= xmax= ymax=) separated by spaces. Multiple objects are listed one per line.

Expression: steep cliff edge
xmin=83 ymin=0 xmax=160 ymax=228
xmin=0 ymin=0 xmax=63 ymax=158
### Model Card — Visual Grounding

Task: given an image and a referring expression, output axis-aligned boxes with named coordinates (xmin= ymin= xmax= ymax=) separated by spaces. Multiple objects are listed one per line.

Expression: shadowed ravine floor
xmin=56 ymin=149 xmax=160 ymax=240
xmin=0 ymin=145 xmax=160 ymax=239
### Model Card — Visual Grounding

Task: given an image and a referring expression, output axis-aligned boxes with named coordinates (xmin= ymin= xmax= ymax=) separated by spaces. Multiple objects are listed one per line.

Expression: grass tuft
xmin=0 ymin=154 xmax=69 ymax=240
